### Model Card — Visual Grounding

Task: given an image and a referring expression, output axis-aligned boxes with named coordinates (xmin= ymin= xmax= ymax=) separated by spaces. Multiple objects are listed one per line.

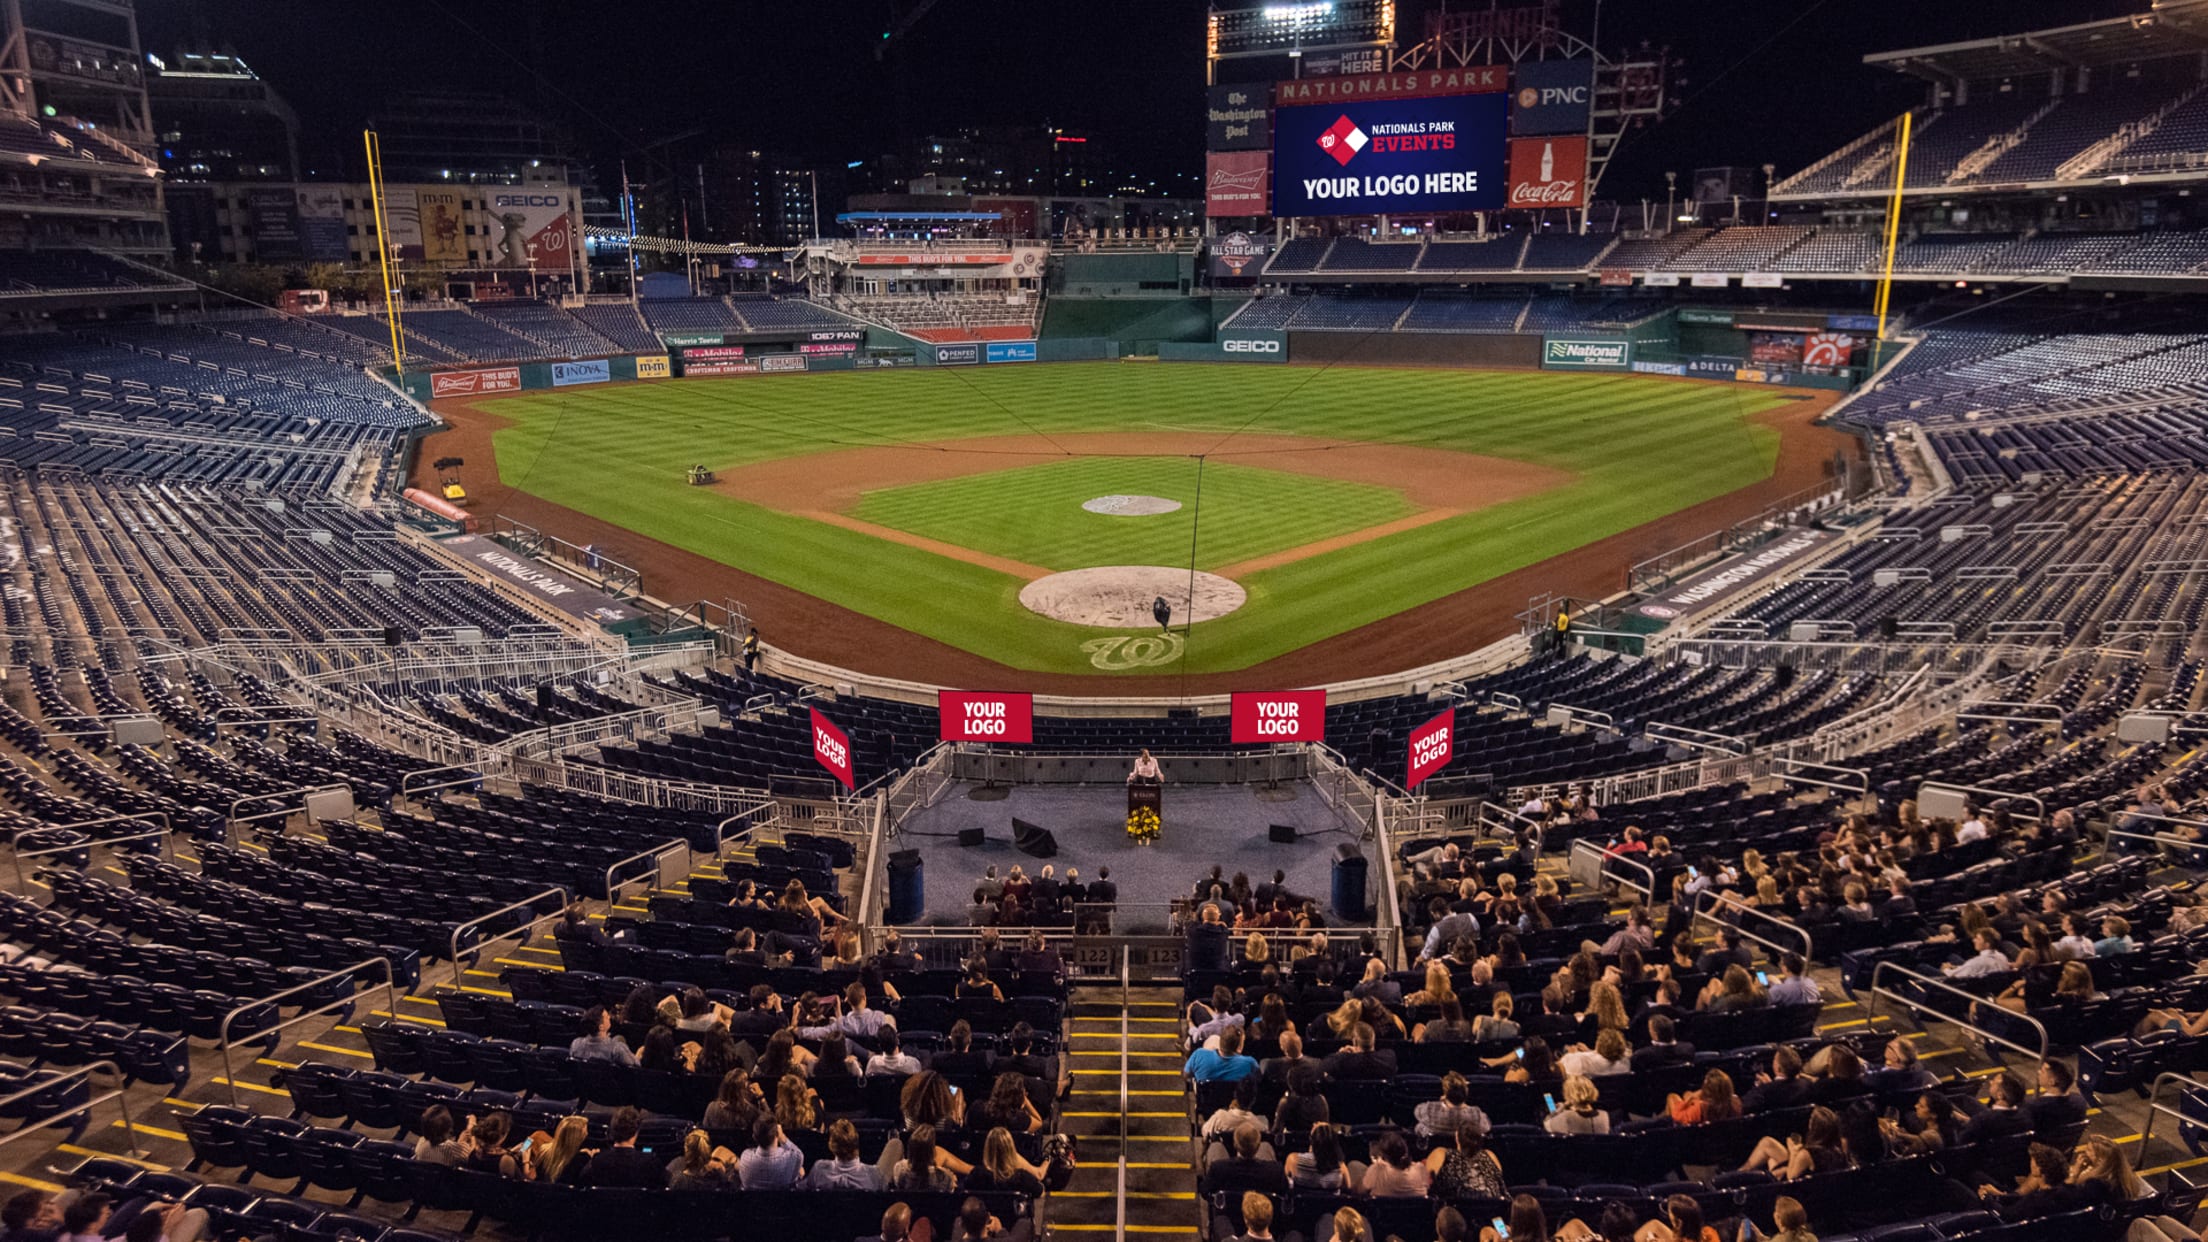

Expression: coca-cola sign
xmin=1507 ymin=136 xmax=1587 ymax=209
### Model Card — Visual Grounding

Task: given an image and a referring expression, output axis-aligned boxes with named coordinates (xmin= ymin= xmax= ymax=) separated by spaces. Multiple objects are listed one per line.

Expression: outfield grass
xmin=484 ymin=363 xmax=1792 ymax=675
xmin=850 ymin=457 xmax=1415 ymax=572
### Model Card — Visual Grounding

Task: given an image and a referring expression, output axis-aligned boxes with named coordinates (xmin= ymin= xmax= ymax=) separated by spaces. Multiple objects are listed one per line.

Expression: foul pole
xmin=362 ymin=129 xmax=407 ymax=375
xmin=1873 ymin=111 xmax=1913 ymax=342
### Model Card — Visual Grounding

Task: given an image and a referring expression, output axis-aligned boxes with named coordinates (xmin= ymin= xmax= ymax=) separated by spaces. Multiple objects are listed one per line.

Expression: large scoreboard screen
xmin=1271 ymin=92 xmax=1509 ymax=217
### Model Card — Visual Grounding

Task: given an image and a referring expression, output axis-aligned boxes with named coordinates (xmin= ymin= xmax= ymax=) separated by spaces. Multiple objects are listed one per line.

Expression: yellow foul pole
xmin=363 ymin=130 xmax=407 ymax=375
xmin=1874 ymin=111 xmax=1913 ymax=342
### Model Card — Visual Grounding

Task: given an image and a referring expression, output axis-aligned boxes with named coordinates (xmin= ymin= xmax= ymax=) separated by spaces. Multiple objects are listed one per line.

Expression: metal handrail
xmin=1770 ymin=755 xmax=1872 ymax=798
xmin=1572 ymin=838 xmax=1655 ymax=899
xmin=1917 ymin=781 xmax=2045 ymax=823
xmin=1693 ymin=889 xmax=1816 ymax=965
xmin=7 ymin=812 xmax=170 ymax=891
xmin=604 ymin=839 xmax=688 ymax=905
xmin=1645 ymin=721 xmax=1751 ymax=756
xmin=225 ymin=781 xmax=353 ymax=833
xmin=448 ymin=886 xmax=570 ymax=970
xmin=855 ymin=788 xmax=891 ymax=954
xmin=1866 ymin=959 xmax=2048 ymax=1080
xmin=0 ymin=1059 xmax=143 ymax=1158
xmin=2137 ymin=1071 xmax=2208 ymax=1155
xmin=217 ymin=957 xmax=396 ymax=1107
xmin=399 ymin=763 xmax=483 ymax=799
xmin=2099 ymin=825 xmax=2208 ymax=863
xmin=212 ymin=705 xmax=318 ymax=732
xmin=715 ymin=799 xmax=781 ymax=850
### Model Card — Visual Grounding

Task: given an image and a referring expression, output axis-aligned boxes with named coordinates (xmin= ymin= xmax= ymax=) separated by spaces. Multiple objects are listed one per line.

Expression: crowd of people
xmin=964 ymin=863 xmax=1115 ymax=930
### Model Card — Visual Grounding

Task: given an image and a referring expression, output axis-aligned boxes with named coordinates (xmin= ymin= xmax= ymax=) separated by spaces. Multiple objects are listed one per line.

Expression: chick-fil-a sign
xmin=1231 ymin=690 xmax=1327 ymax=743
xmin=938 ymin=691 xmax=1034 ymax=744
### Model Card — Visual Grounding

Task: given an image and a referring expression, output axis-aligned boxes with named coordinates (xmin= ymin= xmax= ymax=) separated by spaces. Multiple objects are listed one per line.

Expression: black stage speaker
xmin=1269 ymin=823 xmax=1297 ymax=844
xmin=957 ymin=826 xmax=985 ymax=848
xmin=382 ymin=625 xmax=403 ymax=647
xmin=886 ymin=849 xmax=925 ymax=924
xmin=1012 ymin=818 xmax=1057 ymax=858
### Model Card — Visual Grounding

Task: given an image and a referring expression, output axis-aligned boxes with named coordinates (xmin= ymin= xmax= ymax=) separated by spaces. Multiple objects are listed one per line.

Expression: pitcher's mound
xmin=1020 ymin=566 xmax=1247 ymax=628
xmin=1082 ymin=494 xmax=1182 ymax=516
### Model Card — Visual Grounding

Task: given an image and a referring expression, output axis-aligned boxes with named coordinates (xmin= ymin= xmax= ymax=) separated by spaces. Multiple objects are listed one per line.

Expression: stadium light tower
xmin=1207 ymin=1 xmax=1395 ymax=83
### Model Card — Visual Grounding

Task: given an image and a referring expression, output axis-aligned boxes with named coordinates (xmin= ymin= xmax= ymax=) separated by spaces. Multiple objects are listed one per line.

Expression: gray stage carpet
xmin=892 ymin=779 xmax=1371 ymax=930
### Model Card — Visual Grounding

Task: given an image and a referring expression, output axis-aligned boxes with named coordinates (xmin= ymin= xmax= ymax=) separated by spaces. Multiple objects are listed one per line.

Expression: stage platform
xmin=890 ymin=778 xmax=1373 ymax=931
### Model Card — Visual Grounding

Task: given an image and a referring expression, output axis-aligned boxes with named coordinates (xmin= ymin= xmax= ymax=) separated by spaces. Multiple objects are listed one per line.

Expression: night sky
xmin=147 ymin=0 xmax=2153 ymax=199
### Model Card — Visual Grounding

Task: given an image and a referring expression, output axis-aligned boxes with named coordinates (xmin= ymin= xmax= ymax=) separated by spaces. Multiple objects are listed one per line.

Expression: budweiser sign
xmin=1507 ymin=136 xmax=1587 ymax=209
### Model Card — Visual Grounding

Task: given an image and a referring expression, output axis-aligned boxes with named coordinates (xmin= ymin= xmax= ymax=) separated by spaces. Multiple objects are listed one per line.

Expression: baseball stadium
xmin=2 ymin=2 xmax=2208 ymax=1241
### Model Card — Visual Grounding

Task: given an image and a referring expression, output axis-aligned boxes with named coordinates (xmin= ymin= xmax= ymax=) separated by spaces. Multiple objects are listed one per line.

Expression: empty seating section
xmin=2111 ymin=88 xmax=2208 ymax=170
xmin=468 ymin=301 xmax=622 ymax=358
xmin=1521 ymin=232 xmax=1615 ymax=270
xmin=0 ymin=250 xmax=179 ymax=294
xmin=1415 ymin=238 xmax=1523 ymax=271
xmin=392 ymin=310 xmax=545 ymax=363
xmin=730 ymin=296 xmax=860 ymax=332
xmin=638 ymin=297 xmax=741 ymax=337
xmin=1318 ymin=238 xmax=1425 ymax=271
xmin=841 ymin=293 xmax=1029 ymax=342
xmin=571 ymin=301 xmax=662 ymax=352
xmin=1594 ymin=229 xmax=1709 ymax=270
xmin=1669 ymin=225 xmax=1813 ymax=271
xmin=1264 ymin=237 xmax=1332 ymax=272
xmin=1903 ymin=96 xmax=2051 ymax=186
xmin=1770 ymin=229 xmax=1880 ymax=272
xmin=1396 ymin=293 xmax=1526 ymax=333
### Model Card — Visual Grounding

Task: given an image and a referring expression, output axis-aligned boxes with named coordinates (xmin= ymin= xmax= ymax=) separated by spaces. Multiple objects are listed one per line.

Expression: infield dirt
xmin=415 ymin=383 xmax=1852 ymax=696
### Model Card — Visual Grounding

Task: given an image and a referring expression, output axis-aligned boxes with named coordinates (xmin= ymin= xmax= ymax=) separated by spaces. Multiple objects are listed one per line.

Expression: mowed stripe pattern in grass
xmin=486 ymin=364 xmax=1788 ymax=675
xmin=850 ymin=457 xmax=1416 ymax=572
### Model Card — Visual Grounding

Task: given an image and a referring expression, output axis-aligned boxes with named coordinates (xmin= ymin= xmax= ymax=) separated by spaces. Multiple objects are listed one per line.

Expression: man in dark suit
xmin=2023 ymin=1060 xmax=2089 ymax=1135
xmin=553 ymin=904 xmax=611 ymax=947
xmin=1086 ymin=866 xmax=1117 ymax=906
xmin=1258 ymin=1029 xmax=1313 ymax=1088
xmin=1199 ymin=1124 xmax=1288 ymax=1201
xmin=1016 ymin=929 xmax=1063 ymax=977
xmin=1320 ymin=1023 xmax=1397 ymax=1080
xmin=1628 ymin=1015 xmax=1695 ymax=1073
xmin=1032 ymin=866 xmax=1062 ymax=911
xmin=1741 ymin=1046 xmax=1811 ymax=1113
xmin=1629 ymin=979 xmax=1687 ymax=1043
xmin=1956 ymin=1073 xmax=2032 ymax=1146
xmin=858 ymin=1202 xmax=918 ymax=1242
xmin=1695 ymin=928 xmax=1754 ymax=977
xmin=929 ymin=1020 xmax=993 ymax=1079
xmin=1519 ymin=987 xmax=1580 ymax=1044
xmin=728 ymin=985 xmax=785 ymax=1041
xmin=1187 ymin=902 xmax=1231 ymax=973
xmin=969 ymin=927 xmax=1015 ymax=977
xmin=582 ymin=1107 xmax=667 ymax=1188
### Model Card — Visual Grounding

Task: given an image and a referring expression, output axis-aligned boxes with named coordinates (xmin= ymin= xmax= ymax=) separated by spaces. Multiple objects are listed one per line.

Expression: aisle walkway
xmin=1047 ymin=982 xmax=1200 ymax=1239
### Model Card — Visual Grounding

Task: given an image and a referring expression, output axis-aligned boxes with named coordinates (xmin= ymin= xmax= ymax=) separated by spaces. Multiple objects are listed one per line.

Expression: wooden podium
xmin=1127 ymin=781 xmax=1162 ymax=818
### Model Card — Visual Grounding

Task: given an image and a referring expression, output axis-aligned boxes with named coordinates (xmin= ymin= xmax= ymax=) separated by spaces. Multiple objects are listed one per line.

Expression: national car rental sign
xmin=1231 ymin=691 xmax=1326 ymax=744
xmin=1407 ymin=709 xmax=1455 ymax=789
xmin=811 ymin=708 xmax=855 ymax=790
xmin=938 ymin=691 xmax=1034 ymax=744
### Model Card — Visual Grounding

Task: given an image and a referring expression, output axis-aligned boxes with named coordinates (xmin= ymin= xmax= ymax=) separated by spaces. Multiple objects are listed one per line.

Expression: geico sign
xmin=491 ymin=194 xmax=564 ymax=208
xmin=1222 ymin=338 xmax=1281 ymax=353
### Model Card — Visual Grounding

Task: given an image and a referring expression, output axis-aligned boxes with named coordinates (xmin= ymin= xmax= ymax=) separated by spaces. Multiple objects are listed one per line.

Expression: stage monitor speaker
xmin=957 ymin=827 xmax=985 ymax=848
xmin=886 ymin=849 xmax=925 ymax=924
xmin=1269 ymin=824 xmax=1297 ymax=844
xmin=1012 ymin=818 xmax=1057 ymax=858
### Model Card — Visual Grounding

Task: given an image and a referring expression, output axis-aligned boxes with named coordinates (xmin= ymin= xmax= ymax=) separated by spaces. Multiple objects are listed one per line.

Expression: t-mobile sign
xmin=1406 ymin=709 xmax=1456 ymax=789
xmin=938 ymin=691 xmax=1034 ymax=744
xmin=1231 ymin=690 xmax=1326 ymax=743
xmin=811 ymin=708 xmax=855 ymax=790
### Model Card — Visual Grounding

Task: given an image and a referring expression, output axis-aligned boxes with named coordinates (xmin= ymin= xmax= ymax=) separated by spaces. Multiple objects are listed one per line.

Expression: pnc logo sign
xmin=1516 ymin=85 xmax=1589 ymax=109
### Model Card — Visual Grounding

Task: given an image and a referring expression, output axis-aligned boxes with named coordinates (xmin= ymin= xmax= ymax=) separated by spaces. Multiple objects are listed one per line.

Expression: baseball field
xmin=435 ymin=361 xmax=1819 ymax=678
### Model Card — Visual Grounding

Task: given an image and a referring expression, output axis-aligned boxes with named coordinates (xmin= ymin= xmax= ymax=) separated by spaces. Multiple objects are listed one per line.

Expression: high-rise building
xmin=0 ymin=0 xmax=166 ymax=254
xmin=366 ymin=90 xmax=571 ymax=186
xmin=147 ymin=47 xmax=299 ymax=182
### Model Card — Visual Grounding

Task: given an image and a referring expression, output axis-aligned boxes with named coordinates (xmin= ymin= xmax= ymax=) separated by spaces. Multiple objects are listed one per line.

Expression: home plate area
xmin=1017 ymin=565 xmax=1247 ymax=627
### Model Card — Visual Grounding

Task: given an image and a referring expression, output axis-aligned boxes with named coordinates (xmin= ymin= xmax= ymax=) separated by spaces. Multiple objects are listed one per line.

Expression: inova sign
xmin=1541 ymin=337 xmax=1632 ymax=371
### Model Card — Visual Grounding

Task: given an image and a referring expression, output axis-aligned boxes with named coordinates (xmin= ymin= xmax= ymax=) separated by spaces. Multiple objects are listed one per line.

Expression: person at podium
xmin=1128 ymin=749 xmax=1162 ymax=785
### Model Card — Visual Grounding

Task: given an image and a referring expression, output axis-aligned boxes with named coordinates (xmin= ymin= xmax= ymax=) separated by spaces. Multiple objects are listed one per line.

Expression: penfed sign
xmin=1542 ymin=336 xmax=1632 ymax=371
